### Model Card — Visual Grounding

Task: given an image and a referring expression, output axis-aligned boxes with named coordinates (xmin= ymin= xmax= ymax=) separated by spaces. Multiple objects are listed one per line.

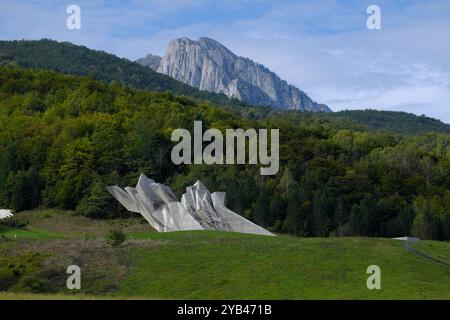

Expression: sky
xmin=1 ymin=0 xmax=449 ymax=123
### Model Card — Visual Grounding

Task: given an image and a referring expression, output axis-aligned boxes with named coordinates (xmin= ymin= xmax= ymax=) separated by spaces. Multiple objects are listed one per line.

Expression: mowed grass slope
xmin=1 ymin=211 xmax=449 ymax=299
xmin=119 ymin=231 xmax=450 ymax=299
xmin=0 ymin=225 xmax=61 ymax=239
xmin=411 ymin=241 xmax=450 ymax=265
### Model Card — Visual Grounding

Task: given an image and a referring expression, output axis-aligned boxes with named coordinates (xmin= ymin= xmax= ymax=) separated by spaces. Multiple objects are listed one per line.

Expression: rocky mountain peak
xmin=135 ymin=53 xmax=161 ymax=71
xmin=136 ymin=37 xmax=331 ymax=112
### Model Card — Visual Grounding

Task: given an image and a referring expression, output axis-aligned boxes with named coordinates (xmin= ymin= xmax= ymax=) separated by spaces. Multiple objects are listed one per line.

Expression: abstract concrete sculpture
xmin=106 ymin=174 xmax=274 ymax=236
xmin=0 ymin=209 xmax=13 ymax=220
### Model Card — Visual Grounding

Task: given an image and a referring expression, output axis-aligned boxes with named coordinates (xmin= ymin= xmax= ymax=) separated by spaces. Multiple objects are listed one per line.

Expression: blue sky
xmin=1 ymin=0 xmax=450 ymax=122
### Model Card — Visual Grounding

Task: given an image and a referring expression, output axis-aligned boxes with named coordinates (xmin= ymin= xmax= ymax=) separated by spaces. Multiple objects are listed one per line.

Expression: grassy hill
xmin=0 ymin=39 xmax=250 ymax=110
xmin=411 ymin=240 xmax=450 ymax=265
xmin=1 ymin=210 xmax=449 ymax=300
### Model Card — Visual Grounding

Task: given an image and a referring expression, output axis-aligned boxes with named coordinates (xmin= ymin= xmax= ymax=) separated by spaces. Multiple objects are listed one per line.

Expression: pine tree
xmin=312 ymin=190 xmax=327 ymax=236
xmin=283 ymin=189 xmax=300 ymax=235
xmin=254 ymin=188 xmax=270 ymax=227
xmin=349 ymin=204 xmax=361 ymax=235
xmin=335 ymin=197 xmax=345 ymax=236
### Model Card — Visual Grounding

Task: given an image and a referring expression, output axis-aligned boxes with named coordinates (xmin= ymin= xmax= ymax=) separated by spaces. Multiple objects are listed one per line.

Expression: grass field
xmin=0 ymin=225 xmax=63 ymax=239
xmin=0 ymin=292 xmax=107 ymax=300
xmin=0 ymin=210 xmax=449 ymax=300
xmin=411 ymin=241 xmax=450 ymax=265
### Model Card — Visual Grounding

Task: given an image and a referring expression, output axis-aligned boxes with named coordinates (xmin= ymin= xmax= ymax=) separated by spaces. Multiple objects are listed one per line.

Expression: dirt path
xmin=403 ymin=241 xmax=450 ymax=268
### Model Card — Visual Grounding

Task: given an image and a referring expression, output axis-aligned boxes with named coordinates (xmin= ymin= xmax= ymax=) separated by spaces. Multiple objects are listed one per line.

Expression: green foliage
xmin=254 ymin=188 xmax=270 ymax=227
xmin=0 ymin=250 xmax=46 ymax=292
xmin=283 ymin=188 xmax=301 ymax=235
xmin=0 ymin=168 xmax=41 ymax=211
xmin=325 ymin=109 xmax=450 ymax=135
xmin=75 ymin=178 xmax=112 ymax=219
xmin=0 ymin=39 xmax=252 ymax=111
xmin=106 ymin=229 xmax=127 ymax=247
xmin=0 ymin=66 xmax=449 ymax=240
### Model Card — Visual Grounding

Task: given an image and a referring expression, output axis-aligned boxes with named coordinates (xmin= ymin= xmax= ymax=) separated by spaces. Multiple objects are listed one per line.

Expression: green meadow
xmin=0 ymin=210 xmax=449 ymax=300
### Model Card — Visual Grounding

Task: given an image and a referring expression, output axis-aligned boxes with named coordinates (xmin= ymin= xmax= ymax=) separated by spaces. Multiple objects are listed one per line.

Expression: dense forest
xmin=324 ymin=109 xmax=450 ymax=135
xmin=2 ymin=39 xmax=450 ymax=132
xmin=0 ymin=39 xmax=252 ymax=111
xmin=0 ymin=66 xmax=449 ymax=240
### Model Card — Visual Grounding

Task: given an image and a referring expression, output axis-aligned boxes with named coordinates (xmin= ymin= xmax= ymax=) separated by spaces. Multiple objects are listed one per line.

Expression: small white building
xmin=392 ymin=236 xmax=420 ymax=242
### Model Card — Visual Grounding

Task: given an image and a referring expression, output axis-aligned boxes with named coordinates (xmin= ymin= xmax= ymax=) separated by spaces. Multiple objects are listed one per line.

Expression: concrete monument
xmin=0 ymin=209 xmax=13 ymax=220
xmin=106 ymin=174 xmax=274 ymax=236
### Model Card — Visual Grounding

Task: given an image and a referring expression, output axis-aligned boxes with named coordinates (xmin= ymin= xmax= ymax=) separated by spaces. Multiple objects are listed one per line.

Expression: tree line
xmin=0 ymin=66 xmax=449 ymax=240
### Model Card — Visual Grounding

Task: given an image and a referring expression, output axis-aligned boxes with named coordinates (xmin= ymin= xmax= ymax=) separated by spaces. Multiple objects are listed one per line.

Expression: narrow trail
xmin=403 ymin=241 xmax=450 ymax=268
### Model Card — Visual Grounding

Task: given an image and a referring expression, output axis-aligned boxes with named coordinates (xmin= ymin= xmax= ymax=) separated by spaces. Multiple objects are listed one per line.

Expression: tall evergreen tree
xmin=312 ymin=190 xmax=328 ymax=236
xmin=335 ymin=197 xmax=345 ymax=236
xmin=254 ymin=188 xmax=270 ymax=227
xmin=283 ymin=188 xmax=301 ymax=235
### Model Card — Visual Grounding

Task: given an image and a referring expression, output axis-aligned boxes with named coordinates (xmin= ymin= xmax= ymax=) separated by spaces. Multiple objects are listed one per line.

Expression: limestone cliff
xmin=137 ymin=37 xmax=331 ymax=112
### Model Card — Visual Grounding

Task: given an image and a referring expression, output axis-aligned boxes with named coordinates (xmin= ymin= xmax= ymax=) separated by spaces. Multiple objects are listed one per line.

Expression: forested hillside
xmin=0 ymin=66 xmax=449 ymax=240
xmin=326 ymin=109 xmax=450 ymax=135
xmin=2 ymin=39 xmax=450 ymax=135
xmin=0 ymin=39 xmax=250 ymax=110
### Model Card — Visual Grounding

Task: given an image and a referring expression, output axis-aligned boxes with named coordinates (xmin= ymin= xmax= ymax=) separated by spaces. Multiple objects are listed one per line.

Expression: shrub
xmin=106 ymin=229 xmax=126 ymax=247
xmin=17 ymin=275 xmax=47 ymax=293
xmin=0 ymin=219 xmax=28 ymax=228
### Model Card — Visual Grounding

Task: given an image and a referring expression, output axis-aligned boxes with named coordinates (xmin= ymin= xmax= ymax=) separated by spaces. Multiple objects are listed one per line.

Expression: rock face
xmin=136 ymin=37 xmax=331 ymax=112
xmin=135 ymin=53 xmax=161 ymax=71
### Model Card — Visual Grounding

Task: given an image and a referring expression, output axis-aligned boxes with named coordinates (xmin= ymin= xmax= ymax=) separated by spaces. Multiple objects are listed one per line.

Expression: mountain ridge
xmin=2 ymin=38 xmax=449 ymax=134
xmin=327 ymin=109 xmax=450 ymax=135
xmin=0 ymin=39 xmax=251 ymax=110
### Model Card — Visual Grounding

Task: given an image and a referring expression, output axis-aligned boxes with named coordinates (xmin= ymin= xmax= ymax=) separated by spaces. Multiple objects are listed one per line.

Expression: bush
xmin=75 ymin=179 xmax=111 ymax=219
xmin=0 ymin=252 xmax=45 ymax=291
xmin=106 ymin=229 xmax=126 ymax=247
xmin=17 ymin=275 xmax=47 ymax=293
xmin=0 ymin=267 xmax=16 ymax=290
xmin=0 ymin=219 xmax=28 ymax=228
